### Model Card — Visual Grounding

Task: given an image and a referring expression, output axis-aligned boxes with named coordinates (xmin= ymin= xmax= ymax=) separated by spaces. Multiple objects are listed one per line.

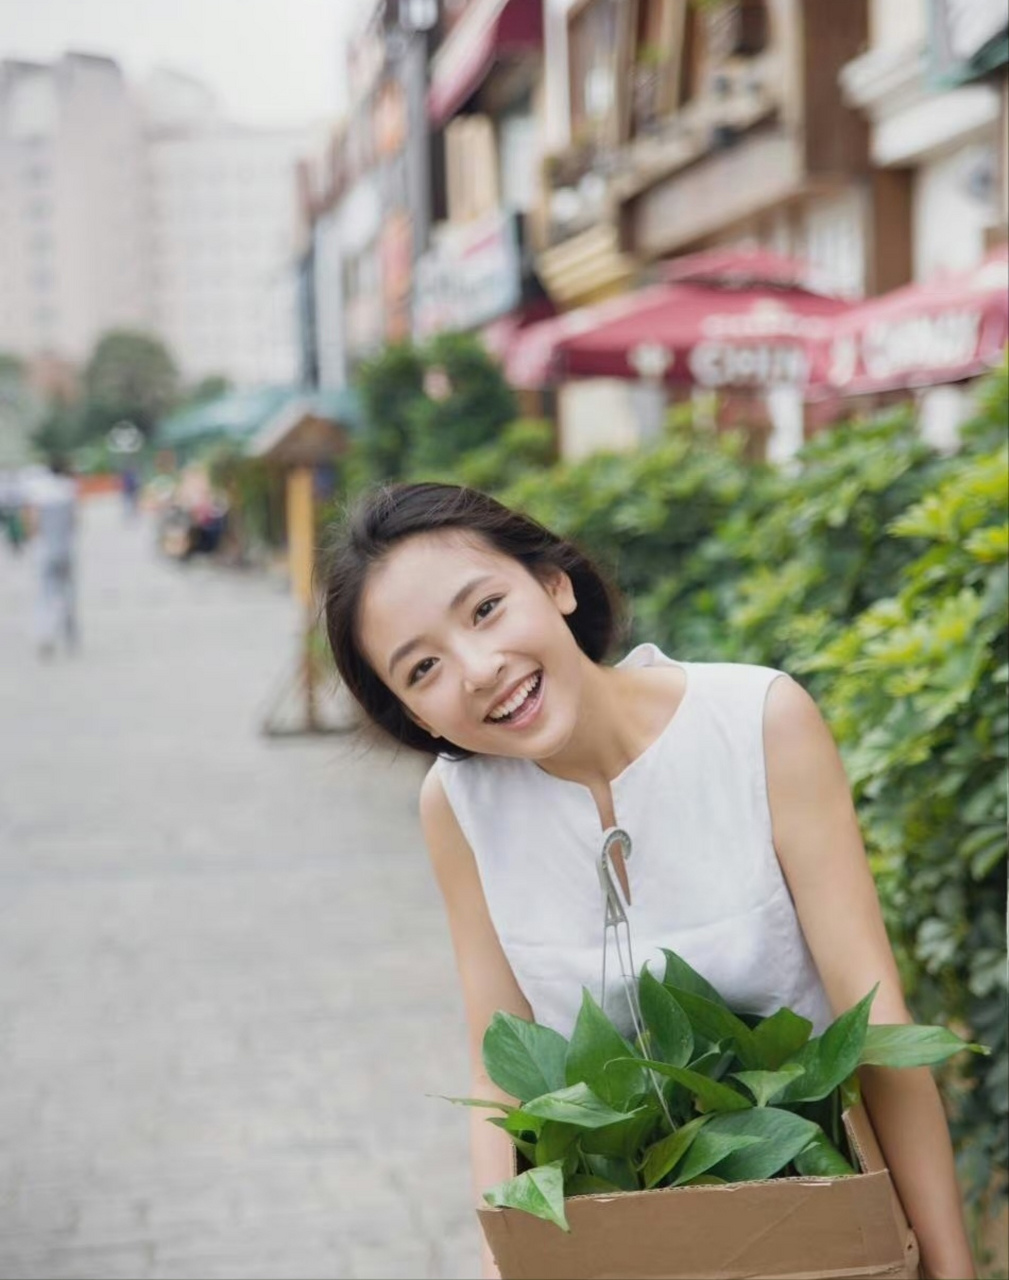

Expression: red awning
xmin=545 ymin=283 xmax=849 ymax=390
xmin=504 ymin=291 xmax=660 ymax=388
xmin=428 ymin=0 xmax=543 ymax=127
xmin=816 ymin=248 xmax=1009 ymax=399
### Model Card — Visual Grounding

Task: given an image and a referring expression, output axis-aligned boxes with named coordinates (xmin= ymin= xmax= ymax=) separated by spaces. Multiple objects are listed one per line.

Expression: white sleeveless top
xmin=435 ymin=644 xmax=833 ymax=1040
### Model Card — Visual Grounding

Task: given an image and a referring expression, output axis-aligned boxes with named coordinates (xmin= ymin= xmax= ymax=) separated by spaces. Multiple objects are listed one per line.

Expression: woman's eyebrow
xmin=387 ymin=575 xmax=496 ymax=677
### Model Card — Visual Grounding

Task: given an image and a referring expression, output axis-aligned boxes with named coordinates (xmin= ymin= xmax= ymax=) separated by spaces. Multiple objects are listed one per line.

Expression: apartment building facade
xmin=146 ymin=79 xmax=315 ymax=387
xmin=0 ymin=54 xmax=152 ymax=365
xmin=0 ymin=57 xmax=317 ymax=389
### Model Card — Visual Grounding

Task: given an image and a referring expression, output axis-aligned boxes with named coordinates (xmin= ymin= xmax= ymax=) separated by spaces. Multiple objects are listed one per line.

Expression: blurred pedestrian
xmin=24 ymin=455 xmax=79 ymax=658
xmin=121 ymin=464 xmax=141 ymax=519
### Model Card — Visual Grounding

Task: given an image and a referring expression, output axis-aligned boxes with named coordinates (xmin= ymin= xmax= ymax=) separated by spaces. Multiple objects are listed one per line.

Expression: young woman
xmin=322 ymin=481 xmax=975 ymax=1280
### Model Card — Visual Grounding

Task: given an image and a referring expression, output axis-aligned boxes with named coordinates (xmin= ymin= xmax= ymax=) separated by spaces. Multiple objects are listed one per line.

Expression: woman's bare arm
xmin=764 ymin=675 xmax=975 ymax=1280
xmin=420 ymin=766 xmax=535 ymax=1280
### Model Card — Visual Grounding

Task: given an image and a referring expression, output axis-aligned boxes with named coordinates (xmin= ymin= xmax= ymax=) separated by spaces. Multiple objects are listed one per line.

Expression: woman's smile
xmin=484 ymin=670 xmax=545 ymax=728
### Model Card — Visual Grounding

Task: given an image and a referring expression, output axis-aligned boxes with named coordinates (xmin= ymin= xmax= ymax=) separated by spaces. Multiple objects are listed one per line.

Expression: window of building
xmin=568 ymin=0 xmax=636 ymax=148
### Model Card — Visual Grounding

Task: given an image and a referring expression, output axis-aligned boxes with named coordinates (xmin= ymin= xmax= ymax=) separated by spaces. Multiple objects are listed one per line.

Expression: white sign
xmin=689 ymin=342 xmax=808 ymax=387
xmin=414 ymin=210 xmax=522 ymax=338
xmin=853 ymin=310 xmax=982 ymax=384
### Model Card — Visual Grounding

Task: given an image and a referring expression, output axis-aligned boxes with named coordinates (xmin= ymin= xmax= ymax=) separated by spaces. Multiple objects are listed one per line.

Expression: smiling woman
xmin=320 ymin=481 xmax=978 ymax=1280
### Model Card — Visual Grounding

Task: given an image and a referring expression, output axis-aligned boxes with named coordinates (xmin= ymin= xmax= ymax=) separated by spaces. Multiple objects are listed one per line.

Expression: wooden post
xmin=285 ymin=466 xmax=318 ymax=731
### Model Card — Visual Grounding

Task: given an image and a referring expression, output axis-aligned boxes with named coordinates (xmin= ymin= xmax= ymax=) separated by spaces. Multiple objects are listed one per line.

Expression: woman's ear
xmin=543 ymin=568 xmax=577 ymax=616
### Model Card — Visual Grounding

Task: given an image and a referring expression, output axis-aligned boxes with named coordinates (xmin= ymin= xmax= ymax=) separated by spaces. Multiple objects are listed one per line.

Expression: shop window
xmin=705 ymin=0 xmax=768 ymax=62
xmin=568 ymin=0 xmax=635 ymax=147
xmin=632 ymin=0 xmax=681 ymax=134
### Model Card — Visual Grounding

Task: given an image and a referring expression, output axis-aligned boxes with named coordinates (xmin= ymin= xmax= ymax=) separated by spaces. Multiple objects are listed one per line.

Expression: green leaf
xmin=483 ymin=1161 xmax=570 ymax=1231
xmin=482 ymin=1013 xmax=569 ymax=1103
xmin=619 ymin=1059 xmax=752 ymax=1112
xmin=566 ymin=989 xmax=644 ymax=1109
xmin=793 ymin=1129 xmax=857 ymax=1177
xmin=494 ymin=1110 xmax=543 ymax=1142
xmin=858 ymin=1023 xmax=989 ymax=1068
xmin=731 ymin=1064 xmax=806 ymax=1107
xmin=680 ymin=1174 xmax=727 ymax=1186
xmin=702 ymin=1108 xmax=822 ymax=1182
xmin=489 ymin=1116 xmax=538 ymax=1163
xmin=778 ymin=988 xmax=877 ymax=1103
xmin=641 ymin=1114 xmax=711 ymax=1188
xmin=663 ymin=987 xmax=761 ymax=1068
xmin=639 ymin=968 xmax=694 ymax=1066
xmin=661 ymin=949 xmax=731 ymax=1006
xmin=672 ymin=1129 xmax=765 ymax=1186
xmin=583 ymin=1153 xmax=640 ymax=1190
xmin=580 ymin=1104 xmax=660 ymax=1159
xmin=534 ymin=1121 xmax=580 ymax=1167
xmin=439 ymin=1095 xmax=514 ymax=1112
xmin=565 ymin=1174 xmax=624 ymax=1197
xmin=522 ymin=1083 xmax=637 ymax=1130
xmin=687 ymin=1048 xmax=734 ymax=1078
xmin=751 ymin=1008 xmax=814 ymax=1069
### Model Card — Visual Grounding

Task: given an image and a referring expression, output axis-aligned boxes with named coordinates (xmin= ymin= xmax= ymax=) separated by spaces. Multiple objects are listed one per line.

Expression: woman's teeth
xmin=487 ymin=672 xmax=541 ymax=722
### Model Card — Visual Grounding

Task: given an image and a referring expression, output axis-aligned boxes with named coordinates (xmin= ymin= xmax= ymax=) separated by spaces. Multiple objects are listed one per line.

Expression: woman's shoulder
xmin=426 ymin=750 xmax=527 ymax=812
xmin=622 ymin=643 xmax=784 ymax=686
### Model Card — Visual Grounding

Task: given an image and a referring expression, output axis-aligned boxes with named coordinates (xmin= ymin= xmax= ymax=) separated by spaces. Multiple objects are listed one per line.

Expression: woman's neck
xmin=533 ymin=659 xmax=682 ymax=791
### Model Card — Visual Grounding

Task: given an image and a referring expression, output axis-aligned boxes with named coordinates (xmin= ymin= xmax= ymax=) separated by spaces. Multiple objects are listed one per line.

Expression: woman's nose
xmin=461 ymin=647 xmax=505 ymax=694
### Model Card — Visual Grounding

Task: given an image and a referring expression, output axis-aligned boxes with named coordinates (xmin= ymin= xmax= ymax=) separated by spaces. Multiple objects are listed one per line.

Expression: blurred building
xmin=296 ymin=0 xmax=436 ymax=387
xmin=145 ymin=71 xmax=317 ymax=387
xmin=0 ymin=53 xmax=152 ymax=364
xmin=0 ymin=56 xmax=320 ymax=391
xmin=416 ymin=0 xmax=551 ymax=374
xmin=840 ymin=0 xmax=1007 ymax=282
xmin=287 ymin=0 xmax=1007 ymax=459
xmin=537 ymin=0 xmax=892 ymax=305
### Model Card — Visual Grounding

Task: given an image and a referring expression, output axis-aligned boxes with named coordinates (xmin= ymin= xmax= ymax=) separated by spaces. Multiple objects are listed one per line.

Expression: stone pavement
xmin=0 ymin=497 xmax=478 ymax=1279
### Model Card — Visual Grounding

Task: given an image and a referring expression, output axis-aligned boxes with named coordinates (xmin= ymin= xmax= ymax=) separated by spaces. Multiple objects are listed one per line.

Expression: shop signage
xmin=689 ymin=341 xmax=809 ymax=388
xmin=414 ymin=209 xmax=522 ymax=337
xmin=828 ymin=310 xmax=984 ymax=388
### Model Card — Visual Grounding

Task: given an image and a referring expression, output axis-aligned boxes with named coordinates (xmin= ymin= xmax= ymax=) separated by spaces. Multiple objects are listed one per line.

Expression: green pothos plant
xmin=449 ymin=949 xmax=986 ymax=1231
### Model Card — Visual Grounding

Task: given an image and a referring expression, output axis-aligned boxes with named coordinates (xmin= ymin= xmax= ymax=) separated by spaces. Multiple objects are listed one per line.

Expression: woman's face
xmin=358 ymin=530 xmax=586 ymax=759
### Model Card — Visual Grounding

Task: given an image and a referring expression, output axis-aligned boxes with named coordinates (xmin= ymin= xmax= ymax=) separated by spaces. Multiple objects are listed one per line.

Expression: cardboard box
xmin=477 ymin=1106 xmax=921 ymax=1280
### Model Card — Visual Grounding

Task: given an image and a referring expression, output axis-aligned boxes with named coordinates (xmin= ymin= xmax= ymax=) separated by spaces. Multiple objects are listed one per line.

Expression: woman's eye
xmin=408 ymin=658 xmax=436 ymax=686
xmin=474 ymin=596 xmax=502 ymax=622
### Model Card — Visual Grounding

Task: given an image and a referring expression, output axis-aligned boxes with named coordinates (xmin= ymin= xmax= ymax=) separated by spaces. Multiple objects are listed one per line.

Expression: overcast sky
xmin=0 ymin=0 xmax=367 ymax=126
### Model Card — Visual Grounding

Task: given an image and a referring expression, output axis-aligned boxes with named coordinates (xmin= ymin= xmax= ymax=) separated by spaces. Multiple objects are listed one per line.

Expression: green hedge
xmin=483 ymin=363 xmax=1008 ymax=1208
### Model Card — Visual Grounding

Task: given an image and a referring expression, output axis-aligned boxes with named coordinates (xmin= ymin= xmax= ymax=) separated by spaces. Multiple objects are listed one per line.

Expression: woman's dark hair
xmin=321 ymin=482 xmax=625 ymax=759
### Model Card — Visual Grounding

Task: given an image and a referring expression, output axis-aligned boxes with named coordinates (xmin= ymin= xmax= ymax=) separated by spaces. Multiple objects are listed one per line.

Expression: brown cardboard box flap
xmin=478 ymin=1105 xmax=920 ymax=1280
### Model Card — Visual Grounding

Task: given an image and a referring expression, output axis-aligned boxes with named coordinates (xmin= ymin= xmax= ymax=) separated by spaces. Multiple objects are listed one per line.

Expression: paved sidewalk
xmin=0 ymin=499 xmax=477 ymax=1279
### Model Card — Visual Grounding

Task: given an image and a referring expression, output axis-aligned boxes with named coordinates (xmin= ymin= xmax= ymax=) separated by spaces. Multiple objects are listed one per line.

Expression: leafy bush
xmin=407 ymin=332 xmax=519 ymax=475
xmin=453 ymin=951 xmax=981 ymax=1230
xmin=355 ymin=342 xmax=426 ymax=482
xmin=353 ymin=333 xmax=519 ymax=483
xmin=798 ymin=408 xmax=1008 ymax=1200
xmin=500 ymin=415 xmax=755 ymax=613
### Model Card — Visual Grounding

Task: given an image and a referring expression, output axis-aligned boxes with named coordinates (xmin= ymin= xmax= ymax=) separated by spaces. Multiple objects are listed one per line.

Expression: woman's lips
xmin=489 ymin=671 xmax=545 ymax=730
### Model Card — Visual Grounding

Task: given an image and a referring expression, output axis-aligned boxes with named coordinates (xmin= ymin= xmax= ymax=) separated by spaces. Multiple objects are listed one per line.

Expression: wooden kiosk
xmin=248 ymin=395 xmax=358 ymax=736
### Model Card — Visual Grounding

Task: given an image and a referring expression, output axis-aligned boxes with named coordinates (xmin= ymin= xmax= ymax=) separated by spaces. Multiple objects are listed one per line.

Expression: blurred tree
xmin=0 ymin=352 xmax=46 ymax=467
xmin=356 ymin=342 xmax=426 ymax=481
xmin=82 ymin=329 xmax=180 ymax=440
xmin=407 ymin=332 xmax=518 ymax=475
xmin=183 ymin=374 xmax=231 ymax=407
